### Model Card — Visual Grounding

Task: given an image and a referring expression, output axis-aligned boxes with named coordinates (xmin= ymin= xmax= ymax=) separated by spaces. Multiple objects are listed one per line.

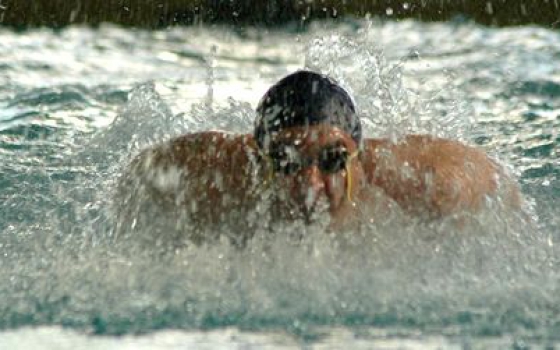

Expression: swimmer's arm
xmin=361 ymin=136 xmax=523 ymax=217
xmin=122 ymin=132 xmax=262 ymax=212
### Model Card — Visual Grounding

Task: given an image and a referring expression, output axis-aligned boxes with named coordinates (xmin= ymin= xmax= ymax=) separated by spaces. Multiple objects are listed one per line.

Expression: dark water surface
xmin=1 ymin=21 xmax=559 ymax=348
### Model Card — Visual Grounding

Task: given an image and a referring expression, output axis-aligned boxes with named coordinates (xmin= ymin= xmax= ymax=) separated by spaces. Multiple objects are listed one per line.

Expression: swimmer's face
xmin=267 ymin=125 xmax=363 ymax=221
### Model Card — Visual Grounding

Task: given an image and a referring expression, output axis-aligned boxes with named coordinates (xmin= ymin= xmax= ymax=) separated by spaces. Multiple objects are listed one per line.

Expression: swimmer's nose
xmin=295 ymin=165 xmax=326 ymax=210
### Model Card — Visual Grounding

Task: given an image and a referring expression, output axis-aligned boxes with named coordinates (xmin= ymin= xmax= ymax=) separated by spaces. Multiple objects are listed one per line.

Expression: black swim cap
xmin=254 ymin=70 xmax=361 ymax=150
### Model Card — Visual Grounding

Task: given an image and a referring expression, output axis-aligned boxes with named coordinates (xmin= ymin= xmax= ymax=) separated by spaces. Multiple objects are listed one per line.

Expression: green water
xmin=0 ymin=20 xmax=559 ymax=348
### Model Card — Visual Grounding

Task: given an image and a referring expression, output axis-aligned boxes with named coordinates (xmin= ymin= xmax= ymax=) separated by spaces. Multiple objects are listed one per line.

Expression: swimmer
xmin=118 ymin=70 xmax=522 ymax=237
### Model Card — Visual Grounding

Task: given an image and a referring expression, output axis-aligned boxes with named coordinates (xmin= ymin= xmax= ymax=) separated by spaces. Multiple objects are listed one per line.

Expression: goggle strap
xmin=265 ymin=155 xmax=274 ymax=185
xmin=345 ymin=151 xmax=359 ymax=203
xmin=265 ymin=150 xmax=360 ymax=203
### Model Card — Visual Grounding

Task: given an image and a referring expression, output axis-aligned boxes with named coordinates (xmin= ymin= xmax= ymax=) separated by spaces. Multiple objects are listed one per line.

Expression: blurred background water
xmin=1 ymin=18 xmax=560 ymax=349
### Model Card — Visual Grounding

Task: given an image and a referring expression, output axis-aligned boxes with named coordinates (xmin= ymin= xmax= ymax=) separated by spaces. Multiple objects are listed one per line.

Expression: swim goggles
xmin=263 ymin=144 xmax=360 ymax=202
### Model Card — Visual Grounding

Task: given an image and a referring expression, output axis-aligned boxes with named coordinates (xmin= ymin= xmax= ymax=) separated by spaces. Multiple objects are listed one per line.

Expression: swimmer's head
xmin=254 ymin=70 xmax=361 ymax=151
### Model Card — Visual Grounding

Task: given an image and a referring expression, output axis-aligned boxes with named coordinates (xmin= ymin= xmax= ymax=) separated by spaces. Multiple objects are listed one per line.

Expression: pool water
xmin=1 ymin=20 xmax=559 ymax=348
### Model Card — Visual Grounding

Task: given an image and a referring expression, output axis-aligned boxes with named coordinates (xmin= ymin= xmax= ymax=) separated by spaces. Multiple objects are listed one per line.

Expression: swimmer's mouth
xmin=274 ymin=189 xmax=330 ymax=223
xmin=298 ymin=197 xmax=330 ymax=224
xmin=274 ymin=199 xmax=320 ymax=224
xmin=300 ymin=206 xmax=316 ymax=224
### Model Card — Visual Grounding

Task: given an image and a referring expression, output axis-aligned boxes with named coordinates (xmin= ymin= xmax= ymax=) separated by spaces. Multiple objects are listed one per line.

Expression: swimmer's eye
xmin=318 ymin=146 xmax=349 ymax=174
xmin=269 ymin=146 xmax=302 ymax=175
xmin=268 ymin=144 xmax=350 ymax=176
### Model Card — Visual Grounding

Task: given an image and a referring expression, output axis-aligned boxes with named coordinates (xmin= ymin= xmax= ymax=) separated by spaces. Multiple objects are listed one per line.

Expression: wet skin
xmin=122 ymin=125 xmax=522 ymax=230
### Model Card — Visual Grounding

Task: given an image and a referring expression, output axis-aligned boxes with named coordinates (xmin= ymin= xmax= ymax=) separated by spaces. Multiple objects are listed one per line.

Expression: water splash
xmin=0 ymin=22 xmax=559 ymax=344
xmin=1 ymin=78 xmax=551 ymax=338
xmin=304 ymin=34 xmax=473 ymax=142
xmin=205 ymin=45 xmax=217 ymax=115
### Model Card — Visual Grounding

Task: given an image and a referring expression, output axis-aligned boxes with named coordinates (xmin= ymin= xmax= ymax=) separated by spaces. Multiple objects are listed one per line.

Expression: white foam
xmin=147 ymin=165 xmax=183 ymax=193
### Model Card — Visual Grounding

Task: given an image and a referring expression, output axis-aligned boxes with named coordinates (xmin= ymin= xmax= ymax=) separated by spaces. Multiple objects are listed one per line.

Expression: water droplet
xmin=485 ymin=2 xmax=494 ymax=14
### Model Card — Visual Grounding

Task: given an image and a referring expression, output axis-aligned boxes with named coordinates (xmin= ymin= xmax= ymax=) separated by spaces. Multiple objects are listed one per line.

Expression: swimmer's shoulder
xmin=133 ymin=130 xmax=258 ymax=165
xmin=361 ymin=134 xmax=490 ymax=164
xmin=360 ymin=134 xmax=523 ymax=214
xmin=126 ymin=131 xmax=263 ymax=198
xmin=360 ymin=134 xmax=500 ymax=182
xmin=123 ymin=130 xmax=262 ymax=197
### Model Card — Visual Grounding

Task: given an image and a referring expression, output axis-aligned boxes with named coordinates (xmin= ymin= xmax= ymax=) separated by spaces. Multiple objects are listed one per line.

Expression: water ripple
xmin=0 ymin=21 xmax=559 ymax=346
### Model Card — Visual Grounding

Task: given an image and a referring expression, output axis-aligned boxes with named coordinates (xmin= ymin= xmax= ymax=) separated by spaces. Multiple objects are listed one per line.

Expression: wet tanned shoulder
xmin=168 ymin=131 xmax=262 ymax=196
xmin=361 ymin=135 xmax=517 ymax=217
xmin=129 ymin=132 xmax=263 ymax=213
